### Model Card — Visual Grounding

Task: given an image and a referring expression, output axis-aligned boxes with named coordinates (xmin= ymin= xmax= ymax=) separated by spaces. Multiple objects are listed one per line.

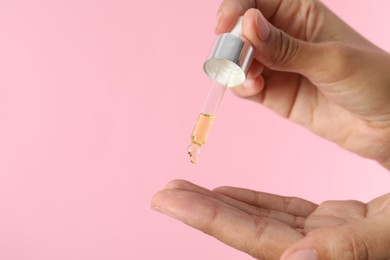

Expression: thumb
xmin=280 ymin=218 xmax=390 ymax=260
xmin=241 ymin=9 xmax=333 ymax=82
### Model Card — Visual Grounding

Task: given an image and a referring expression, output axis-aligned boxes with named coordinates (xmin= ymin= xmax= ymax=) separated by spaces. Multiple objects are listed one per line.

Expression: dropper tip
xmin=187 ymin=143 xmax=201 ymax=164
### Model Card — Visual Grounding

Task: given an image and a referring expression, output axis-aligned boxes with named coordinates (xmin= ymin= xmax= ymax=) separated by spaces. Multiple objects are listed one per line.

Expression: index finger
xmin=215 ymin=0 xmax=253 ymax=34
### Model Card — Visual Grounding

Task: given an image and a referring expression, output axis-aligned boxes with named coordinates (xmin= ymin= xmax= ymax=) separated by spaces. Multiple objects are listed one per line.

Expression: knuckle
xmin=270 ymin=30 xmax=300 ymax=68
xmin=303 ymin=0 xmax=321 ymax=16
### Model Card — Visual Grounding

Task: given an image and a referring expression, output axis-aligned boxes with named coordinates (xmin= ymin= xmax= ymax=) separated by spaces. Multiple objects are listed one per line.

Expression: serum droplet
xmin=187 ymin=143 xmax=201 ymax=164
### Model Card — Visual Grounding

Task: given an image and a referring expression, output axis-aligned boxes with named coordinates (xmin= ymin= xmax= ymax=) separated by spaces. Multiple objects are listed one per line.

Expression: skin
xmin=219 ymin=0 xmax=390 ymax=168
xmin=152 ymin=0 xmax=390 ymax=259
xmin=152 ymin=180 xmax=390 ymax=259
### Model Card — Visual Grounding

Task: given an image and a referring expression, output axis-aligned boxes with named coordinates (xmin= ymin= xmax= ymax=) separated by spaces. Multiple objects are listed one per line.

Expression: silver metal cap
xmin=203 ymin=33 xmax=254 ymax=87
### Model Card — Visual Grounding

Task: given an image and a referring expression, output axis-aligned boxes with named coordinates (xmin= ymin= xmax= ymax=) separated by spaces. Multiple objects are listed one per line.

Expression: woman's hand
xmin=152 ymin=180 xmax=390 ymax=259
xmin=217 ymin=0 xmax=390 ymax=168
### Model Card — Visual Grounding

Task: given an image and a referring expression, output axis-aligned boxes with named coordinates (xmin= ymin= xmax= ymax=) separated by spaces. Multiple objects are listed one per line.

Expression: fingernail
xmin=151 ymin=204 xmax=179 ymax=220
xmin=285 ymin=249 xmax=317 ymax=260
xmin=215 ymin=12 xmax=223 ymax=32
xmin=256 ymin=11 xmax=270 ymax=41
xmin=243 ymin=78 xmax=256 ymax=89
xmin=151 ymin=203 xmax=163 ymax=213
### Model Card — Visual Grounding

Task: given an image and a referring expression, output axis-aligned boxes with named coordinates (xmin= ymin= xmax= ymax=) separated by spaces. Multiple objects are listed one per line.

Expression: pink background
xmin=0 ymin=0 xmax=389 ymax=259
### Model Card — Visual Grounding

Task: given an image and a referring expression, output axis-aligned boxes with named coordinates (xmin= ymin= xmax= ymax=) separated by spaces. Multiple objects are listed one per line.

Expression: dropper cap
xmin=203 ymin=17 xmax=254 ymax=87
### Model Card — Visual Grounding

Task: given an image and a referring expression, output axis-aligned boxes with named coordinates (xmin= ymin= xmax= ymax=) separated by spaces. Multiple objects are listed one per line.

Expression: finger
xmin=165 ymin=179 xmax=305 ymax=228
xmin=281 ymin=217 xmax=390 ymax=260
xmin=246 ymin=59 xmax=264 ymax=79
xmin=217 ymin=1 xmax=369 ymax=82
xmin=253 ymin=0 xmax=283 ymax=20
xmin=216 ymin=0 xmax=286 ymax=34
xmin=242 ymin=8 xmax=338 ymax=83
xmin=366 ymin=192 xmax=390 ymax=215
xmin=214 ymin=186 xmax=318 ymax=217
xmin=215 ymin=0 xmax=255 ymax=34
xmin=230 ymin=58 xmax=265 ymax=98
xmin=165 ymin=179 xmax=215 ymax=196
xmin=152 ymin=188 xmax=303 ymax=259
xmin=246 ymin=71 xmax=304 ymax=118
xmin=231 ymin=76 xmax=264 ymax=98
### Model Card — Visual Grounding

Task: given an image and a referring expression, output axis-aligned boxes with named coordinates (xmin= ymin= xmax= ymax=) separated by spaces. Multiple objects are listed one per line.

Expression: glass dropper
xmin=187 ymin=78 xmax=227 ymax=164
xmin=187 ymin=16 xmax=254 ymax=164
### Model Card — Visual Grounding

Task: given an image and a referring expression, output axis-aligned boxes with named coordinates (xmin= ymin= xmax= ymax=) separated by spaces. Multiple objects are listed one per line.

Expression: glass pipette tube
xmin=187 ymin=79 xmax=227 ymax=164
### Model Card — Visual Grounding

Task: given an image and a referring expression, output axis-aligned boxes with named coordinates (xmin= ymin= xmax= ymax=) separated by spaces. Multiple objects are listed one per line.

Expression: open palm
xmin=152 ymin=180 xmax=390 ymax=259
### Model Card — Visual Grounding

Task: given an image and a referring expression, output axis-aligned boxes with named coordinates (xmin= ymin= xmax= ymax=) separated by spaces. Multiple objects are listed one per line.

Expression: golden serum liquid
xmin=187 ymin=113 xmax=216 ymax=164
